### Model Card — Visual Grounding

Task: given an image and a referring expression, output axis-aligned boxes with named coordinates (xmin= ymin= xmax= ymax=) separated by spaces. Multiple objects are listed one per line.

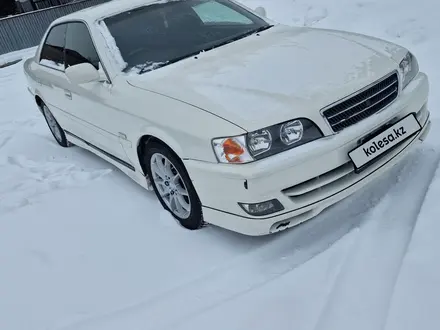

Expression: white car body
xmin=24 ymin=0 xmax=431 ymax=235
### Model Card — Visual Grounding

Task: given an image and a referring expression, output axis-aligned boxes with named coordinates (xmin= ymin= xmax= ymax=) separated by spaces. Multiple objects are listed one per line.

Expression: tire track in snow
xmin=164 ymin=148 xmax=440 ymax=330
xmin=0 ymin=155 xmax=112 ymax=215
xmin=381 ymin=152 xmax=440 ymax=330
xmin=0 ymin=72 xmax=16 ymax=80
xmin=0 ymin=132 xmax=13 ymax=149
xmin=311 ymin=147 xmax=440 ymax=330
xmin=52 ymin=150 xmax=432 ymax=330
xmin=53 ymin=204 xmax=365 ymax=330
xmin=0 ymin=118 xmax=39 ymax=128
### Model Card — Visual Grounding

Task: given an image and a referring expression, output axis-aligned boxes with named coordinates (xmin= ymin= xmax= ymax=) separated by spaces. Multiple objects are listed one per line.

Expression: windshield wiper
xmin=137 ymin=25 xmax=274 ymax=75
xmin=138 ymin=51 xmax=200 ymax=75
xmin=199 ymin=24 xmax=274 ymax=53
xmin=250 ymin=24 xmax=274 ymax=35
xmin=138 ymin=61 xmax=169 ymax=75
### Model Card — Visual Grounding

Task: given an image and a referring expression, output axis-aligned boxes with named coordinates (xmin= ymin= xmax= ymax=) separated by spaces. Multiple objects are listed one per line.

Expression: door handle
xmin=64 ymin=90 xmax=72 ymax=100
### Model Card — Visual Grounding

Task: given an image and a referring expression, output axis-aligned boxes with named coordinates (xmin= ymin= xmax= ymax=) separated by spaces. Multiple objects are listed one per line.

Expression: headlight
xmin=212 ymin=118 xmax=323 ymax=164
xmin=399 ymin=52 xmax=419 ymax=89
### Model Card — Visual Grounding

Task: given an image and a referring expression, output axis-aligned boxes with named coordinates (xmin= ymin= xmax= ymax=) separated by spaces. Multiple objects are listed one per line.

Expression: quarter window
xmin=65 ymin=22 xmax=100 ymax=70
xmin=40 ymin=24 xmax=67 ymax=69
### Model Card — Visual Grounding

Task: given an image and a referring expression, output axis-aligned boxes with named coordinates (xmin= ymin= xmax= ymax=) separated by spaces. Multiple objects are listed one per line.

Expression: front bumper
xmin=184 ymin=72 xmax=431 ymax=236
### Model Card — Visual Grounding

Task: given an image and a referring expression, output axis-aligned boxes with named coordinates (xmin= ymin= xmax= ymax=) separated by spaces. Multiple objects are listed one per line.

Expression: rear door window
xmin=65 ymin=22 xmax=100 ymax=70
xmin=40 ymin=24 xmax=67 ymax=70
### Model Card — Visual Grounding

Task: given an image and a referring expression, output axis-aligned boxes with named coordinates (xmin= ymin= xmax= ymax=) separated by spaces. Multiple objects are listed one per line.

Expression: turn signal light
xmin=212 ymin=136 xmax=253 ymax=164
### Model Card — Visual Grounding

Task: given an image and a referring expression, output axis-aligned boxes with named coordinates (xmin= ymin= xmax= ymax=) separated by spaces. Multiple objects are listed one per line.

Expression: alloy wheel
xmin=150 ymin=153 xmax=191 ymax=219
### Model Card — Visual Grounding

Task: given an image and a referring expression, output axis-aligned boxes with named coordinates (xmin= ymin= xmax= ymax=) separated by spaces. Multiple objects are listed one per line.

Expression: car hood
xmin=127 ymin=25 xmax=406 ymax=132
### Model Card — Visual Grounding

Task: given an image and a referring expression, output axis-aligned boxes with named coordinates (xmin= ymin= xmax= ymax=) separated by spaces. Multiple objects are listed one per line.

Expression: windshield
xmin=102 ymin=0 xmax=270 ymax=74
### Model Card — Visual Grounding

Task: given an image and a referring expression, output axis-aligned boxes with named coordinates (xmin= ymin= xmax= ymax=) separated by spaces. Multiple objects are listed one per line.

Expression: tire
xmin=144 ymin=142 xmax=204 ymax=230
xmin=41 ymin=103 xmax=70 ymax=148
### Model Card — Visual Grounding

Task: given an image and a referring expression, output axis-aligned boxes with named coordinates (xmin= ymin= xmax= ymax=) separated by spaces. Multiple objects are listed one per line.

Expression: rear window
xmin=103 ymin=0 xmax=269 ymax=74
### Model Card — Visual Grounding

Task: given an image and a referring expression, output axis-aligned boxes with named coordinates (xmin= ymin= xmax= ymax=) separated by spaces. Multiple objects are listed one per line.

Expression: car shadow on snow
xmin=0 ymin=59 xmax=22 ymax=69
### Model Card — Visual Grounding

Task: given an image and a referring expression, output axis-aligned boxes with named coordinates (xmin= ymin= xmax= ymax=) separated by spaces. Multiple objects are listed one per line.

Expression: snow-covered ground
xmin=1 ymin=1 xmax=440 ymax=329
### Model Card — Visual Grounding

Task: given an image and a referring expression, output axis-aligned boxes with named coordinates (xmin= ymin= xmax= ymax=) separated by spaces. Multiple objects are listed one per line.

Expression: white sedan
xmin=24 ymin=0 xmax=431 ymax=236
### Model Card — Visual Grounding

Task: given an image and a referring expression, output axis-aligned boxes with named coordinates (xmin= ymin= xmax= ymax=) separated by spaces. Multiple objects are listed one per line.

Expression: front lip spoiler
xmin=418 ymin=118 xmax=431 ymax=141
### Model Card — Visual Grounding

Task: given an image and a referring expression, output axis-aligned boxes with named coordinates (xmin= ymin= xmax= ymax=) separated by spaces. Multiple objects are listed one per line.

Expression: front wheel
xmin=144 ymin=142 xmax=204 ymax=230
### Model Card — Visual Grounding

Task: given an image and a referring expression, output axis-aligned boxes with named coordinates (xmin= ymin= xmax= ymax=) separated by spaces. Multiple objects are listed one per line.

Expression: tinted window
xmin=65 ymin=22 xmax=100 ymax=70
xmin=40 ymin=24 xmax=67 ymax=69
xmin=193 ymin=1 xmax=253 ymax=24
xmin=103 ymin=0 xmax=270 ymax=74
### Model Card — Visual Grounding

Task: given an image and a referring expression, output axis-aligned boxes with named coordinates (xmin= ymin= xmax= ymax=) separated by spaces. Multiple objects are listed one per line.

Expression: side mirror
xmin=65 ymin=63 xmax=100 ymax=84
xmin=255 ymin=6 xmax=267 ymax=18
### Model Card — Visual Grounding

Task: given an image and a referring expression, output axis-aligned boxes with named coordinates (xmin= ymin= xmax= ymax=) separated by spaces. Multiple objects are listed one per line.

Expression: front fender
xmin=122 ymin=80 xmax=246 ymax=168
xmin=137 ymin=126 xmax=185 ymax=159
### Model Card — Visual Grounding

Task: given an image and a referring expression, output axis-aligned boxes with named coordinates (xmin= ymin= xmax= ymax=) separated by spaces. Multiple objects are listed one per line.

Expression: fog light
xmin=239 ymin=199 xmax=284 ymax=216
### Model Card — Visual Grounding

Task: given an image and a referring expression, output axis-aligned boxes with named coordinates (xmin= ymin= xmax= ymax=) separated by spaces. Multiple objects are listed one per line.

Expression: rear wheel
xmin=144 ymin=142 xmax=204 ymax=230
xmin=41 ymin=103 xmax=70 ymax=148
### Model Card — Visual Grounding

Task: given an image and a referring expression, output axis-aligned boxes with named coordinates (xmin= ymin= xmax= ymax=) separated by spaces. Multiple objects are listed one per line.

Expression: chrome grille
xmin=323 ymin=73 xmax=399 ymax=132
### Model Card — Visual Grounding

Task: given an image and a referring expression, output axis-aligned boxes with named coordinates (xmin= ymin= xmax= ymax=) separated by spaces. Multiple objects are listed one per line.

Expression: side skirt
xmin=65 ymin=131 xmax=153 ymax=191
xmin=65 ymin=130 xmax=135 ymax=171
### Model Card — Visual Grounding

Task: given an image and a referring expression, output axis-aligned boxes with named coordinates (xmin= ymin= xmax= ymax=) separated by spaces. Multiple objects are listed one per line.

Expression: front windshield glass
xmin=103 ymin=0 xmax=270 ymax=74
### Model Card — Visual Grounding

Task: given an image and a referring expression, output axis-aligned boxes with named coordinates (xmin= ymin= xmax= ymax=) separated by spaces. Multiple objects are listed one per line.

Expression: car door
xmin=63 ymin=21 xmax=132 ymax=165
xmin=36 ymin=23 xmax=74 ymax=131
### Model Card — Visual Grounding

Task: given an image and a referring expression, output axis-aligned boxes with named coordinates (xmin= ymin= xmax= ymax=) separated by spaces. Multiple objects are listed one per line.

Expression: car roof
xmin=52 ymin=0 xmax=163 ymax=24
